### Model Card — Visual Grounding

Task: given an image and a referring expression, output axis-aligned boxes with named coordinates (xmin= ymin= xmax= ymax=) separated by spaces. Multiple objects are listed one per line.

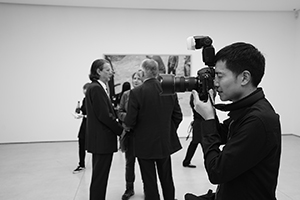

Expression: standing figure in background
xmin=118 ymin=70 xmax=144 ymax=200
xmin=73 ymin=82 xmax=90 ymax=174
xmin=183 ymin=56 xmax=191 ymax=76
xmin=114 ymin=81 xmax=131 ymax=109
xmin=167 ymin=55 xmax=179 ymax=75
xmin=182 ymin=93 xmax=203 ymax=168
xmin=182 ymin=67 xmax=214 ymax=169
xmin=85 ymin=59 xmax=123 ymax=200
xmin=125 ymin=59 xmax=183 ymax=200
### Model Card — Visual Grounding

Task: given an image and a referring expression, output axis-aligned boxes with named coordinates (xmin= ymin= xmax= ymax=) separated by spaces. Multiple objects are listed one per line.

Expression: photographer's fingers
xmin=192 ymin=90 xmax=215 ymax=120
xmin=208 ymin=89 xmax=215 ymax=105
xmin=192 ymin=90 xmax=204 ymax=114
xmin=192 ymin=90 xmax=200 ymax=103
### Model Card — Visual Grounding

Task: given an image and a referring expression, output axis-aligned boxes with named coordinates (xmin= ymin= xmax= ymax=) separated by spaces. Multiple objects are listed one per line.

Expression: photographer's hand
xmin=192 ymin=89 xmax=215 ymax=120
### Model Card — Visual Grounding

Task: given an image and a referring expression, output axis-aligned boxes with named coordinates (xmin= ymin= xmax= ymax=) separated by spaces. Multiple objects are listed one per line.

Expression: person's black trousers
xmin=78 ymin=137 xmax=86 ymax=167
xmin=183 ymin=141 xmax=198 ymax=165
xmin=90 ymin=153 xmax=113 ymax=200
xmin=125 ymin=135 xmax=136 ymax=184
xmin=138 ymin=156 xmax=175 ymax=200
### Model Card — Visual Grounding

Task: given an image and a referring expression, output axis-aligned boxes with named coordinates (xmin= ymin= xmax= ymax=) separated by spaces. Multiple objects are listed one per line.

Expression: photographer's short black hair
xmin=214 ymin=42 xmax=265 ymax=87
xmin=89 ymin=59 xmax=109 ymax=81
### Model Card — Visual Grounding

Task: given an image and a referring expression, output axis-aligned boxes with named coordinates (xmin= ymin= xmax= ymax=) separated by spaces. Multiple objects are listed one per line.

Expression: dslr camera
xmin=160 ymin=36 xmax=215 ymax=101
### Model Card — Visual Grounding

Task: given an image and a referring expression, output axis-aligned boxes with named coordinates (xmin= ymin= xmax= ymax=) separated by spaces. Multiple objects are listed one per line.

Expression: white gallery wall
xmin=0 ymin=3 xmax=299 ymax=143
xmin=295 ymin=11 xmax=300 ymax=137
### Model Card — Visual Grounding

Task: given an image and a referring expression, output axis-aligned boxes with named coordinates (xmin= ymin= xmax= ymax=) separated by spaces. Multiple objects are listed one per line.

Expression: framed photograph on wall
xmin=105 ymin=54 xmax=192 ymax=116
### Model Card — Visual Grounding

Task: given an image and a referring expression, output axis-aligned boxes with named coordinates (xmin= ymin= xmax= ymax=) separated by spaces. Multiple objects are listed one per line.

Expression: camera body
xmin=160 ymin=36 xmax=215 ymax=101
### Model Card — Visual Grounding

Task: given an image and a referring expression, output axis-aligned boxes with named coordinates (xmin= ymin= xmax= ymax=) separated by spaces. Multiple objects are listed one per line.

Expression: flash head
xmin=159 ymin=35 xmax=216 ymax=101
xmin=187 ymin=36 xmax=213 ymax=50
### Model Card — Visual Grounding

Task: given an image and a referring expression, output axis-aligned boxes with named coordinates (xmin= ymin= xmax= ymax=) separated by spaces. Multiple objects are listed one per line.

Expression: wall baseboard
xmin=281 ymin=133 xmax=300 ymax=138
xmin=0 ymin=133 xmax=299 ymax=145
xmin=0 ymin=140 xmax=77 ymax=145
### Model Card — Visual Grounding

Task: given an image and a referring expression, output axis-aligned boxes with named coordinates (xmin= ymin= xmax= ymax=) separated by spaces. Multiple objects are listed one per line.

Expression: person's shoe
xmin=185 ymin=193 xmax=201 ymax=200
xmin=183 ymin=163 xmax=196 ymax=168
xmin=73 ymin=166 xmax=85 ymax=174
xmin=185 ymin=189 xmax=215 ymax=200
xmin=121 ymin=188 xmax=134 ymax=200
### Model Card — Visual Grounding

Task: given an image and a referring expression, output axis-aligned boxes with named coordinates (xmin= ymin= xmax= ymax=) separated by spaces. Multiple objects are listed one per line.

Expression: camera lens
xmin=159 ymin=74 xmax=198 ymax=95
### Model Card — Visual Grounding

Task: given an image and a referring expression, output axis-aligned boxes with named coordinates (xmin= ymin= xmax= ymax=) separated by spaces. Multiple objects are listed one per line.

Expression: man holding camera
xmin=186 ymin=42 xmax=281 ymax=200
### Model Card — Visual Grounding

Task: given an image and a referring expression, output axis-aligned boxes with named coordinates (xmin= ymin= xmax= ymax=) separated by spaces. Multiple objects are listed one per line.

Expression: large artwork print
xmin=105 ymin=54 xmax=192 ymax=116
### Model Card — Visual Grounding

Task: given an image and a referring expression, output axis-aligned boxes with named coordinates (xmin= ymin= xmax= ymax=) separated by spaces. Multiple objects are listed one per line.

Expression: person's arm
xmin=191 ymin=90 xmax=269 ymax=184
xmin=117 ymin=91 xmax=128 ymax=122
xmin=201 ymin=116 xmax=268 ymax=184
xmin=171 ymin=94 xmax=183 ymax=128
xmin=124 ymin=90 xmax=138 ymax=129
xmin=91 ymin=86 xmax=123 ymax=136
xmin=80 ymin=98 xmax=87 ymax=118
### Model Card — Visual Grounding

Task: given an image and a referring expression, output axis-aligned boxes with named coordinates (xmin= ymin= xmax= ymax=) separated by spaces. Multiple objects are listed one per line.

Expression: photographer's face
xmin=214 ymin=60 xmax=244 ymax=102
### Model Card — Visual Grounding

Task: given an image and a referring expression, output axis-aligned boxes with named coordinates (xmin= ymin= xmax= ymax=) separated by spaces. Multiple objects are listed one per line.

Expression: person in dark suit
xmin=182 ymin=68 xmax=213 ymax=169
xmin=182 ymin=93 xmax=203 ymax=168
xmin=73 ymin=82 xmax=90 ymax=174
xmin=124 ymin=58 xmax=183 ymax=200
xmin=85 ymin=59 xmax=123 ymax=200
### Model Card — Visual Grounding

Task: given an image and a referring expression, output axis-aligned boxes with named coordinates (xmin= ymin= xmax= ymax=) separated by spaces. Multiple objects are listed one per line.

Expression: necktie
xmin=105 ymin=86 xmax=110 ymax=97
xmin=104 ymin=85 xmax=116 ymax=118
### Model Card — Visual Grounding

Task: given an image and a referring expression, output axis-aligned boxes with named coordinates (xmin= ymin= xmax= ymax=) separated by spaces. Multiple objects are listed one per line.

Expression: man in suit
xmin=125 ymin=58 xmax=183 ymax=200
xmin=85 ymin=59 xmax=123 ymax=200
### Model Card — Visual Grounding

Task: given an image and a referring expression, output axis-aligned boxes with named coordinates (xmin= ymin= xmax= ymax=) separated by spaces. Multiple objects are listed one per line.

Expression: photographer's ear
xmin=241 ymin=70 xmax=251 ymax=86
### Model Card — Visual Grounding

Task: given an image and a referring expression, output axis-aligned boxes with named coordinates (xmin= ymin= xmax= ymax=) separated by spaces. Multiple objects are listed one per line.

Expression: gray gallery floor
xmin=0 ymin=135 xmax=299 ymax=200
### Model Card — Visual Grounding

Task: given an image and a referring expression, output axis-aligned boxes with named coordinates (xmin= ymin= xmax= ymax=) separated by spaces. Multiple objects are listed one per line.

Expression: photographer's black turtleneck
xmin=199 ymin=88 xmax=281 ymax=200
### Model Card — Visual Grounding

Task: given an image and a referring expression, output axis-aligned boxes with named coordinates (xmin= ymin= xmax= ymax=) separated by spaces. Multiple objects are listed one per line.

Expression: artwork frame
xmin=105 ymin=54 xmax=192 ymax=116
